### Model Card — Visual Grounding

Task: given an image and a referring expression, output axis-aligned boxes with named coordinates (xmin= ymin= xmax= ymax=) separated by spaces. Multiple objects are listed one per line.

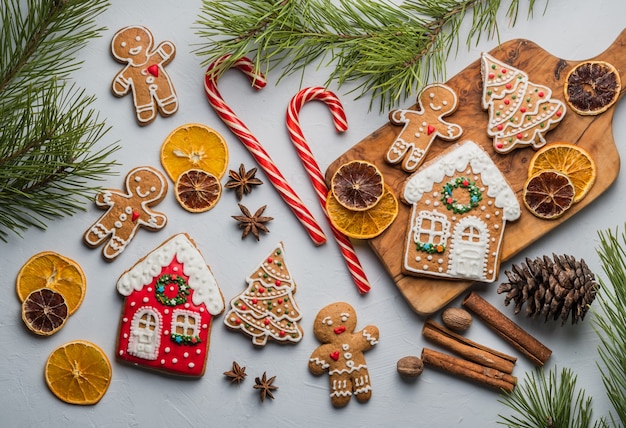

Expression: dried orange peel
xmin=160 ymin=123 xmax=229 ymax=181
xmin=326 ymin=185 xmax=398 ymax=239
xmin=523 ymin=170 xmax=575 ymax=219
xmin=45 ymin=340 xmax=112 ymax=405
xmin=528 ymin=142 xmax=596 ymax=203
xmin=175 ymin=169 xmax=222 ymax=213
xmin=330 ymin=160 xmax=384 ymax=211
xmin=16 ymin=251 xmax=86 ymax=315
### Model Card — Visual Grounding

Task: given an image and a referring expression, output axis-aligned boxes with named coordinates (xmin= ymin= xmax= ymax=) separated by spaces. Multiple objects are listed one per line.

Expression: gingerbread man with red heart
xmin=386 ymin=83 xmax=463 ymax=172
xmin=308 ymin=302 xmax=379 ymax=407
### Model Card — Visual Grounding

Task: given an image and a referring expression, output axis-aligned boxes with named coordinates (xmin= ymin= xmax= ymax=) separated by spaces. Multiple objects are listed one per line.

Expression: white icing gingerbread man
xmin=308 ymin=302 xmax=379 ymax=407
xmin=84 ymin=166 xmax=168 ymax=261
xmin=386 ymin=83 xmax=463 ymax=172
xmin=111 ymin=26 xmax=178 ymax=125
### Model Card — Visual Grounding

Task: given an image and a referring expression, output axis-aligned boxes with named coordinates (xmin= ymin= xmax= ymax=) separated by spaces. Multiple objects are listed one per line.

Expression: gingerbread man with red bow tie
xmin=386 ymin=83 xmax=463 ymax=172
xmin=111 ymin=25 xmax=178 ymax=125
xmin=308 ymin=302 xmax=379 ymax=407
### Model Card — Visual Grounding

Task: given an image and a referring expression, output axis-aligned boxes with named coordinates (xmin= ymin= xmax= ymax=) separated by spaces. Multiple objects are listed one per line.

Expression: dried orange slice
xmin=45 ymin=340 xmax=112 ymax=405
xmin=523 ymin=170 xmax=575 ymax=219
xmin=175 ymin=169 xmax=222 ymax=213
xmin=22 ymin=288 xmax=68 ymax=336
xmin=528 ymin=143 xmax=596 ymax=203
xmin=331 ymin=160 xmax=385 ymax=211
xmin=16 ymin=252 xmax=85 ymax=315
xmin=160 ymin=123 xmax=229 ymax=181
xmin=564 ymin=61 xmax=621 ymax=115
xmin=326 ymin=185 xmax=398 ymax=239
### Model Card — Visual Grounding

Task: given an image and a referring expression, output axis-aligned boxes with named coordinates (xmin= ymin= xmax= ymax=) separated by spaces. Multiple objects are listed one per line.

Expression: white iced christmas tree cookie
xmin=481 ymin=52 xmax=566 ymax=154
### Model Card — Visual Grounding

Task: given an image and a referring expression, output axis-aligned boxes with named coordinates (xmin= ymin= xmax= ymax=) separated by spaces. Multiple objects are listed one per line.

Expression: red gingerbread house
xmin=116 ymin=233 xmax=224 ymax=377
xmin=401 ymin=141 xmax=520 ymax=282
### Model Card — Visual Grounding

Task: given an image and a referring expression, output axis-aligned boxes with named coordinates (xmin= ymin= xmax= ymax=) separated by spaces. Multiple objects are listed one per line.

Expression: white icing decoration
xmin=116 ymin=233 xmax=225 ymax=315
xmin=127 ymin=306 xmax=162 ymax=360
xmin=403 ymin=141 xmax=520 ymax=221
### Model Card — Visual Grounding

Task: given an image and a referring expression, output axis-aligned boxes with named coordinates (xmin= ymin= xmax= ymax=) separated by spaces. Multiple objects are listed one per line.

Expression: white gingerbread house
xmin=401 ymin=141 xmax=520 ymax=282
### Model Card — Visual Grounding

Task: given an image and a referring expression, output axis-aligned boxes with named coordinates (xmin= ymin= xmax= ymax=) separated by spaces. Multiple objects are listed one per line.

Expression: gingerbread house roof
xmin=402 ymin=140 xmax=521 ymax=221
xmin=116 ymin=233 xmax=224 ymax=315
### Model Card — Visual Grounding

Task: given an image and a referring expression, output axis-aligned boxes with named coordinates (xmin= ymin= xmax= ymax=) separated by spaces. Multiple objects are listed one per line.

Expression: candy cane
xmin=204 ymin=56 xmax=327 ymax=246
xmin=286 ymin=87 xmax=371 ymax=294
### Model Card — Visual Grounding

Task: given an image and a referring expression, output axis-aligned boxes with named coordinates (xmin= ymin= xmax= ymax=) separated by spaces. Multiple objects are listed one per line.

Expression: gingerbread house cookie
xmin=401 ymin=141 xmax=520 ymax=282
xmin=116 ymin=233 xmax=224 ymax=377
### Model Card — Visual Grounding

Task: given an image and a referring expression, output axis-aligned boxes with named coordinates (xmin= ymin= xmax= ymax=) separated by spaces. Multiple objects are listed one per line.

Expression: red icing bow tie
xmin=333 ymin=326 xmax=346 ymax=335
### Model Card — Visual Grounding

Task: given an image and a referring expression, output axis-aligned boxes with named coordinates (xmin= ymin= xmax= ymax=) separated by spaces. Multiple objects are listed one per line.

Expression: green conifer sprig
xmin=497 ymin=367 xmax=600 ymax=428
xmin=595 ymin=227 xmax=626 ymax=426
xmin=195 ymin=0 xmax=548 ymax=112
xmin=0 ymin=0 xmax=118 ymax=241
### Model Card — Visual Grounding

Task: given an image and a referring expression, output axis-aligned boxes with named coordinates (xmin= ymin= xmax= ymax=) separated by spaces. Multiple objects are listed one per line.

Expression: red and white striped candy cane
xmin=204 ymin=56 xmax=327 ymax=246
xmin=286 ymin=87 xmax=371 ymax=294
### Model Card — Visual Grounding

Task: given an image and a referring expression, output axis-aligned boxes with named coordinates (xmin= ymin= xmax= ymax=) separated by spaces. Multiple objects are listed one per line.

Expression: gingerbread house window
xmin=172 ymin=309 xmax=200 ymax=338
xmin=128 ymin=307 xmax=161 ymax=360
xmin=413 ymin=210 xmax=450 ymax=252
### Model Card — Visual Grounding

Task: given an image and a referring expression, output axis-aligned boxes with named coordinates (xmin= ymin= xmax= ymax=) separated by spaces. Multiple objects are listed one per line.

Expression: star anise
xmin=232 ymin=204 xmax=273 ymax=241
xmin=253 ymin=372 xmax=278 ymax=402
xmin=223 ymin=361 xmax=247 ymax=384
xmin=225 ymin=163 xmax=263 ymax=200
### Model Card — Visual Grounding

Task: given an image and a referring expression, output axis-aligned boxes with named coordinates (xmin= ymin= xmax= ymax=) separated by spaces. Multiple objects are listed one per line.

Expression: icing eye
xmin=120 ymin=41 xmax=126 ymax=48
xmin=134 ymin=176 xmax=141 ymax=182
xmin=443 ymin=101 xmax=448 ymax=106
xmin=429 ymin=92 xmax=435 ymax=98
xmin=135 ymin=36 xmax=141 ymax=42
xmin=150 ymin=186 xmax=156 ymax=192
xmin=340 ymin=312 xmax=350 ymax=322
xmin=322 ymin=316 xmax=332 ymax=326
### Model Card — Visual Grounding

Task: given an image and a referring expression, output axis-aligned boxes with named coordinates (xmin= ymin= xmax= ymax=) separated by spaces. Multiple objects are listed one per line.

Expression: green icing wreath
xmin=441 ymin=177 xmax=482 ymax=214
xmin=155 ymin=274 xmax=189 ymax=306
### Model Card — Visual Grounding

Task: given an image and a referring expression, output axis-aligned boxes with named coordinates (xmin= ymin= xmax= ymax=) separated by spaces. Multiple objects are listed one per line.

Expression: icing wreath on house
xmin=401 ymin=141 xmax=520 ymax=282
xmin=116 ymin=233 xmax=224 ymax=377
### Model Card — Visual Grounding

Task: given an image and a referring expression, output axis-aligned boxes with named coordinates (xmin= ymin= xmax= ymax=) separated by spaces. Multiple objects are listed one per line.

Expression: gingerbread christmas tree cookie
xmin=224 ymin=242 xmax=303 ymax=346
xmin=386 ymin=83 xmax=463 ymax=172
xmin=481 ymin=52 xmax=566 ymax=153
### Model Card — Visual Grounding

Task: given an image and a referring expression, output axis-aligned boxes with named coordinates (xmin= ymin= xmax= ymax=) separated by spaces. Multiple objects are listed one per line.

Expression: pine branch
xmin=595 ymin=226 xmax=626 ymax=426
xmin=497 ymin=366 xmax=601 ymax=428
xmin=0 ymin=0 xmax=118 ymax=241
xmin=194 ymin=0 xmax=549 ymax=112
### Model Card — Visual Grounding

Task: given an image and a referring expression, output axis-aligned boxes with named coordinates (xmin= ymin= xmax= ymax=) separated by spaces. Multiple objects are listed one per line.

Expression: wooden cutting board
xmin=326 ymin=29 xmax=625 ymax=316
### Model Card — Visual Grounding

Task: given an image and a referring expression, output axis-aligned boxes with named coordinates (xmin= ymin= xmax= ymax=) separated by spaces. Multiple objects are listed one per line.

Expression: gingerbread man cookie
xmin=84 ymin=166 xmax=168 ymax=261
xmin=111 ymin=26 xmax=178 ymax=126
xmin=308 ymin=302 xmax=379 ymax=407
xmin=386 ymin=83 xmax=463 ymax=172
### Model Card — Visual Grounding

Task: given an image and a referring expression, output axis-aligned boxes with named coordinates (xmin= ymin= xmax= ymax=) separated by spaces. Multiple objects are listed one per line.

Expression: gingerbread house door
xmin=448 ymin=218 xmax=488 ymax=280
xmin=128 ymin=307 xmax=162 ymax=360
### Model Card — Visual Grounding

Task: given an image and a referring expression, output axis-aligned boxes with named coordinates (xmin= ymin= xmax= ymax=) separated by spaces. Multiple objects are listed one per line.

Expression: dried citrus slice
xmin=523 ymin=170 xmax=575 ymax=219
xmin=326 ymin=185 xmax=398 ymax=239
xmin=16 ymin=252 xmax=85 ymax=315
xmin=528 ymin=143 xmax=596 ymax=203
xmin=45 ymin=340 xmax=112 ymax=405
xmin=175 ymin=169 xmax=222 ymax=213
xmin=160 ymin=123 xmax=229 ymax=181
xmin=22 ymin=288 xmax=68 ymax=336
xmin=564 ymin=61 xmax=621 ymax=115
xmin=331 ymin=160 xmax=385 ymax=211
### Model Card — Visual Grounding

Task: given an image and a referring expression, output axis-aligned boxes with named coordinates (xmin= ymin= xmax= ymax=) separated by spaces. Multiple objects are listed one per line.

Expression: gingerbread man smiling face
xmin=308 ymin=302 xmax=379 ymax=407
xmin=386 ymin=83 xmax=463 ymax=172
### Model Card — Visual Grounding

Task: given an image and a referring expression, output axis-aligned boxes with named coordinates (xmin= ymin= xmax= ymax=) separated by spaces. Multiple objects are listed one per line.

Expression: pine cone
xmin=497 ymin=254 xmax=599 ymax=325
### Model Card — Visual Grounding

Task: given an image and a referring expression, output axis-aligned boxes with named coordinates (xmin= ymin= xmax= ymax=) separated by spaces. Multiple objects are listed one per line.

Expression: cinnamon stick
xmin=422 ymin=319 xmax=516 ymax=374
xmin=422 ymin=347 xmax=517 ymax=393
xmin=462 ymin=291 xmax=552 ymax=366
